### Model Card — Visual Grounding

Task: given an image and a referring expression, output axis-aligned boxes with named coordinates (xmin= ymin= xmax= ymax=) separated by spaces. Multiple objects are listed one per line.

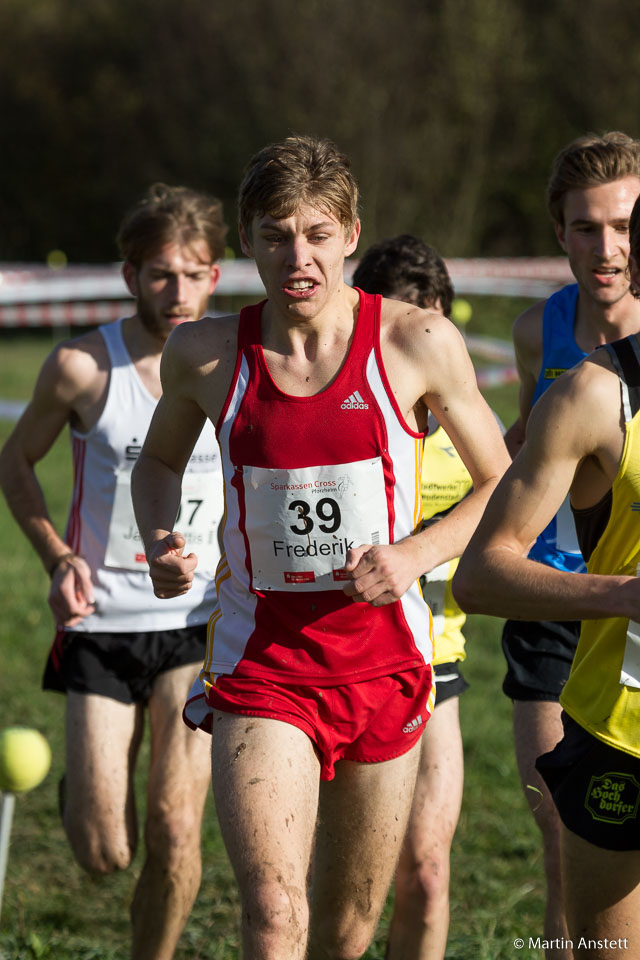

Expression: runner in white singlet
xmin=0 ymin=184 xmax=227 ymax=960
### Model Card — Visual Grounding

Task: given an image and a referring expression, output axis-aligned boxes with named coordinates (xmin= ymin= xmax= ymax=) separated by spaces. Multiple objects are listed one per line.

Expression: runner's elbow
xmin=451 ymin=557 xmax=486 ymax=613
xmin=0 ymin=443 xmax=34 ymax=505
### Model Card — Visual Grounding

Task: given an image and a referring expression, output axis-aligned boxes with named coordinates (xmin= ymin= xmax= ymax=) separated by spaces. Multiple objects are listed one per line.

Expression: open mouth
xmin=283 ymin=279 xmax=319 ymax=299
xmin=592 ymin=266 xmax=622 ymax=284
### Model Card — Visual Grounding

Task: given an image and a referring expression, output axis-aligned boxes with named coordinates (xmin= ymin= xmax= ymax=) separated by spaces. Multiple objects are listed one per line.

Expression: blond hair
xmin=238 ymin=135 xmax=359 ymax=234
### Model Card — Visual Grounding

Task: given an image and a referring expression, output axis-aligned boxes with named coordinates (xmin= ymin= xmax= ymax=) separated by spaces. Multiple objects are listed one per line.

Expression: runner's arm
xmin=504 ymin=302 xmax=544 ymax=457
xmin=132 ymin=333 xmax=209 ymax=599
xmin=0 ymin=346 xmax=96 ymax=625
xmin=344 ymin=317 xmax=510 ymax=605
xmin=453 ymin=359 xmax=640 ymax=621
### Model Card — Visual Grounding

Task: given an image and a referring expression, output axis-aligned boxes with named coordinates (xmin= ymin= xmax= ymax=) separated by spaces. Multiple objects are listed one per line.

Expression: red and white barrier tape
xmin=0 ymin=258 xmax=573 ymax=327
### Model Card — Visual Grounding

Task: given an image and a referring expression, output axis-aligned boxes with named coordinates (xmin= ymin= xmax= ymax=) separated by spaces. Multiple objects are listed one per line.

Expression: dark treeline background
xmin=2 ymin=0 xmax=640 ymax=263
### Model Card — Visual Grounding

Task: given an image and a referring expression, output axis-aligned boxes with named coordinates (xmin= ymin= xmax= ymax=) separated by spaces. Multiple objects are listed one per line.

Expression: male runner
xmin=500 ymin=131 xmax=640 ymax=957
xmin=131 ymin=136 xmax=509 ymax=960
xmin=0 ymin=184 xmax=227 ymax=960
xmin=353 ymin=234 xmax=469 ymax=960
xmin=454 ymin=191 xmax=640 ymax=960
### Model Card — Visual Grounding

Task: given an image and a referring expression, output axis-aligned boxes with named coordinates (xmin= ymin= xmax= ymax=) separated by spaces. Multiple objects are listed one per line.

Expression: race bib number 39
xmin=104 ymin=470 xmax=222 ymax=572
xmin=243 ymin=458 xmax=389 ymax=591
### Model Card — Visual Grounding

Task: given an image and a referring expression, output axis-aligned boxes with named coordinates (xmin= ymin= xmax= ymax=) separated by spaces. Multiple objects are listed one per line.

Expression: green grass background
xmin=0 ymin=299 xmax=549 ymax=959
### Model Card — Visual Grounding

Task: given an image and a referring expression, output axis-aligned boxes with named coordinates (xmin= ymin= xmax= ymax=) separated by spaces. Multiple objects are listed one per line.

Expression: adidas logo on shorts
xmin=341 ymin=390 xmax=369 ymax=410
xmin=402 ymin=714 xmax=423 ymax=734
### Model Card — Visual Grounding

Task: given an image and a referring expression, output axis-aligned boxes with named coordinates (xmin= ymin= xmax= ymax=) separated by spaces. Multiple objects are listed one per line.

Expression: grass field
xmin=0 ymin=298 xmax=550 ymax=959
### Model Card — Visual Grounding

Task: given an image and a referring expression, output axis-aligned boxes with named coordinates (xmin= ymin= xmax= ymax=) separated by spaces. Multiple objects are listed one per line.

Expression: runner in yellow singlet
xmin=455 ymin=193 xmax=640 ymax=960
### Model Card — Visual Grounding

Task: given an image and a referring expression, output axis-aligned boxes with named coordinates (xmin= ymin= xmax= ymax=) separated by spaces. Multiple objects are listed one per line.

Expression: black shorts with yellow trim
xmin=536 ymin=712 xmax=640 ymax=851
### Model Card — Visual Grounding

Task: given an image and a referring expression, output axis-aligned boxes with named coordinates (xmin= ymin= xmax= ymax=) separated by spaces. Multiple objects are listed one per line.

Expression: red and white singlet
xmin=184 ymin=291 xmax=433 ymax=728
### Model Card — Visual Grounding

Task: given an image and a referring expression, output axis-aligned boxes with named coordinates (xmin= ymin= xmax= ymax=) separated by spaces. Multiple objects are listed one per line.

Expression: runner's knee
xmin=144 ymin=799 xmax=203 ymax=865
xmin=244 ymin=877 xmax=309 ymax=948
xmin=312 ymin=914 xmax=378 ymax=959
xmin=394 ymin=849 xmax=450 ymax=919
xmin=66 ymin=818 xmax=135 ymax=874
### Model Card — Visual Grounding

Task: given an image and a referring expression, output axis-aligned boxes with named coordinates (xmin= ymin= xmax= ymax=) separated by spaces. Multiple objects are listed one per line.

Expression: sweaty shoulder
xmin=526 ymin=346 xmax=625 ymax=507
xmin=161 ymin=314 xmax=240 ymax=421
xmin=163 ymin=314 xmax=239 ymax=375
xmin=549 ymin=345 xmax=617 ymax=398
xmin=40 ymin=328 xmax=109 ymax=409
xmin=378 ymin=297 xmax=477 ymax=420
xmin=379 ymin=296 xmax=463 ymax=363
xmin=529 ymin=346 xmax=621 ymax=453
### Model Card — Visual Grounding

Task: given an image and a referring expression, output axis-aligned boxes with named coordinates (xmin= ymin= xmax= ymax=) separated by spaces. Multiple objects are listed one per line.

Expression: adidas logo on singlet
xmin=402 ymin=715 xmax=423 ymax=734
xmin=341 ymin=390 xmax=369 ymax=410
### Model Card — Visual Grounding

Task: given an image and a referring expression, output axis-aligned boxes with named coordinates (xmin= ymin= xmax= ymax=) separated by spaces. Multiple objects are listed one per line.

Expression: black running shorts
xmin=43 ymin=624 xmax=207 ymax=704
xmin=501 ymin=619 xmax=580 ymax=702
xmin=536 ymin=712 xmax=640 ymax=851
xmin=433 ymin=660 xmax=469 ymax=705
